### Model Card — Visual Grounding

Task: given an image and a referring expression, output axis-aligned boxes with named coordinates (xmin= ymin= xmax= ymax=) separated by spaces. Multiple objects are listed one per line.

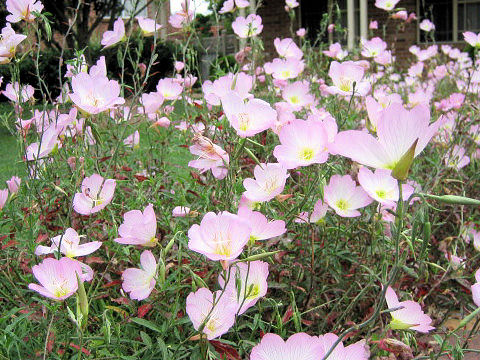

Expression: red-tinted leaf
xmin=137 ymin=304 xmax=153 ymax=318
xmin=210 ymin=340 xmax=241 ymax=360
xmin=69 ymin=343 xmax=91 ymax=355
xmin=103 ymin=280 xmax=122 ymax=288
xmin=112 ymin=297 xmax=130 ymax=305
xmin=282 ymin=305 xmax=293 ymax=324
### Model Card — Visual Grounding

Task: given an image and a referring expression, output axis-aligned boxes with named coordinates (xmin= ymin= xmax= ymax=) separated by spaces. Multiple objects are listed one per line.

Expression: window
xmin=418 ymin=0 xmax=480 ymax=43
xmin=122 ymin=0 xmax=148 ymax=18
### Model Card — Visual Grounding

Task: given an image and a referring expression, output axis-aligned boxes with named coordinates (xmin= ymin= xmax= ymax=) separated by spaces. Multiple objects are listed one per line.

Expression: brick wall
xmin=257 ymin=0 xmax=298 ymax=59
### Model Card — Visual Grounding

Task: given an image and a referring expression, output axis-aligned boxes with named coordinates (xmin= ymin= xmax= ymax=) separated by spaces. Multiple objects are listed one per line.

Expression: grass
xmin=0 ymin=103 xmax=22 ymax=185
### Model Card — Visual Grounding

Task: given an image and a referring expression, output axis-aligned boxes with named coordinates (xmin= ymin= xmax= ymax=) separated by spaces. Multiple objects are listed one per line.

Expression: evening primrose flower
xmin=35 ymin=228 xmax=102 ymax=258
xmin=264 ymin=57 xmax=304 ymax=80
xmin=444 ymin=145 xmax=470 ymax=170
xmin=327 ymin=61 xmax=371 ymax=96
xmin=3 ymin=82 xmax=34 ymax=103
xmin=295 ymin=199 xmax=328 ymax=224
xmin=374 ymin=0 xmax=399 ymax=11
xmin=324 ymin=174 xmax=372 ymax=217
xmin=331 ymin=103 xmax=444 ymax=175
xmin=221 ymin=91 xmax=276 ymax=137
xmin=101 ymin=18 xmax=125 ymax=48
xmin=232 ymin=14 xmax=263 ymax=38
xmin=243 ymin=163 xmax=289 ymax=202
xmin=238 ymin=206 xmax=286 ymax=242
xmin=69 ymin=72 xmax=124 ymax=115
xmin=73 ymin=174 xmax=116 ymax=215
xmin=0 ymin=24 xmax=27 ymax=64
xmin=472 ymin=269 xmax=480 ymax=307
xmin=6 ymin=175 xmax=21 ymax=194
xmin=250 ymin=332 xmax=324 ymax=359
xmin=219 ymin=0 xmax=249 ymax=14
xmin=317 ymin=333 xmax=370 ymax=359
xmin=385 ymin=286 xmax=434 ymax=333
xmin=219 ymin=260 xmax=269 ymax=314
xmin=156 ymin=78 xmax=183 ymax=100
xmin=123 ymin=130 xmax=140 ymax=149
xmin=28 ymin=257 xmax=83 ymax=300
xmin=419 ymin=19 xmax=435 ymax=32
xmin=6 ymin=0 xmax=44 ymax=23
xmin=186 ymin=288 xmax=237 ymax=340
xmin=188 ymin=211 xmax=251 ymax=262
xmin=281 ymin=81 xmax=314 ymax=110
xmin=188 ymin=134 xmax=230 ymax=180
xmin=0 ymin=189 xmax=8 ymax=211
xmin=361 ymin=37 xmax=387 ymax=58
xmin=122 ymin=250 xmax=157 ymax=300
xmin=115 ymin=204 xmax=157 ymax=247
xmin=464 ymin=32 xmax=480 ymax=48
xmin=274 ymin=37 xmax=303 ymax=60
xmin=136 ymin=16 xmax=162 ymax=37
xmin=323 ymin=42 xmax=348 ymax=60
xmin=273 ymin=119 xmax=329 ymax=169
xmin=357 ymin=168 xmax=400 ymax=206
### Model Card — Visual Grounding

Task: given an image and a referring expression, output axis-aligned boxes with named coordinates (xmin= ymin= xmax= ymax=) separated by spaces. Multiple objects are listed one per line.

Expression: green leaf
xmin=131 ymin=317 xmax=162 ymax=333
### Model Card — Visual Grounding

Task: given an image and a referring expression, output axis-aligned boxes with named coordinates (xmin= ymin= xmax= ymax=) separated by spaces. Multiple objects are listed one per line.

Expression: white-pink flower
xmin=3 ymin=82 xmax=34 ymax=103
xmin=317 ymin=333 xmax=370 ymax=359
xmin=232 ymin=14 xmax=263 ymax=38
xmin=219 ymin=260 xmax=269 ymax=314
xmin=324 ymin=174 xmax=372 ymax=217
xmin=188 ymin=211 xmax=251 ymax=262
xmin=122 ymin=250 xmax=157 ymax=300
xmin=282 ymin=81 xmax=314 ymax=110
xmin=6 ymin=176 xmax=21 ymax=194
xmin=358 ymin=168 xmax=400 ymax=206
xmin=464 ymin=32 xmax=480 ymax=48
xmin=6 ymin=0 xmax=44 ymax=23
xmin=101 ymin=18 xmax=125 ymax=48
xmin=274 ymin=37 xmax=303 ymax=60
xmin=419 ymin=19 xmax=435 ymax=32
xmin=73 ymin=174 xmax=116 ymax=215
xmin=221 ymin=91 xmax=276 ymax=137
xmin=250 ymin=332 xmax=324 ymax=359
xmin=188 ymin=134 xmax=230 ymax=180
xmin=0 ymin=189 xmax=8 ymax=211
xmin=136 ymin=16 xmax=162 ymax=37
xmin=327 ymin=61 xmax=371 ymax=96
xmin=35 ymin=228 xmax=102 ymax=258
xmin=273 ymin=119 xmax=329 ymax=169
xmin=238 ymin=206 xmax=286 ymax=241
xmin=115 ymin=204 xmax=157 ymax=247
xmin=243 ymin=163 xmax=289 ymax=202
xmin=124 ymin=130 xmax=140 ymax=148
xmin=472 ymin=269 xmax=480 ymax=307
xmin=374 ymin=0 xmax=400 ymax=11
xmin=186 ymin=288 xmax=237 ymax=340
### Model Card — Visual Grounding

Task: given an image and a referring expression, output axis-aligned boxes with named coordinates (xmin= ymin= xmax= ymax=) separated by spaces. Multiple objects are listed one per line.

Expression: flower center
xmin=375 ymin=189 xmax=387 ymax=199
xmin=338 ymin=79 xmax=352 ymax=92
xmin=300 ymin=148 xmax=315 ymax=161
xmin=237 ymin=112 xmax=250 ymax=132
xmin=336 ymin=199 xmax=349 ymax=211
xmin=281 ymin=70 xmax=292 ymax=79
xmin=290 ymin=95 xmax=299 ymax=104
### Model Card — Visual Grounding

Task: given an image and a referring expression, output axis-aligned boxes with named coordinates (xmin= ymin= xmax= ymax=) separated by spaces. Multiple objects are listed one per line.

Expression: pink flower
xmin=124 ymin=130 xmax=140 ymax=148
xmin=274 ymin=38 xmax=303 ymax=60
xmin=264 ymin=57 xmax=304 ymax=80
xmin=73 ymin=174 xmax=116 ymax=215
xmin=174 ymin=61 xmax=185 ymax=72
xmin=35 ymin=228 xmax=101 ymax=258
xmin=6 ymin=176 xmax=21 ymax=194
xmin=6 ymin=0 xmax=44 ymax=23
xmin=203 ymin=72 xmax=253 ymax=106
xmin=186 ymin=288 xmax=237 ymax=340
xmin=136 ymin=16 xmax=162 ymax=36
xmin=464 ymin=32 xmax=480 ymax=48
xmin=243 ymin=163 xmax=289 ymax=202
xmin=392 ymin=10 xmax=408 ymax=20
xmin=169 ymin=0 xmax=194 ymax=29
xmin=250 ymin=332 xmax=324 ymax=359
xmin=188 ymin=134 xmax=229 ymax=180
xmin=232 ymin=14 xmax=263 ymax=38
xmin=445 ymin=145 xmax=470 ymax=170
xmin=361 ymin=37 xmax=387 ymax=58
xmin=0 ymin=24 xmax=27 ymax=64
xmin=156 ymin=78 xmax=183 ymax=100
xmin=122 ymin=250 xmax=157 ymax=300
xmin=222 ymin=92 xmax=276 ymax=137
xmin=472 ymin=269 xmax=480 ymax=307
xmin=28 ymin=257 xmax=83 ymax=300
xmin=25 ymin=126 xmax=59 ymax=161
xmin=296 ymin=199 xmax=328 ymax=224
xmin=0 ymin=189 xmax=8 ymax=211
xmin=69 ymin=71 xmax=124 ymax=115
xmin=219 ymin=260 xmax=269 ymax=314
xmin=115 ymin=204 xmax=157 ymax=247
xmin=238 ymin=207 xmax=286 ymax=241
xmin=331 ymin=103 xmax=443 ymax=172
xmin=219 ymin=0 xmax=249 ymax=13
xmin=3 ymin=82 xmax=34 ymax=103
xmin=358 ymin=168 xmax=399 ymax=206
xmin=375 ymin=0 xmax=400 ymax=11
xmin=282 ymin=81 xmax=314 ymax=110
xmin=369 ymin=20 xmax=378 ymax=29
xmin=296 ymin=28 xmax=306 ymax=37
xmin=172 ymin=206 xmax=191 ymax=217
xmin=328 ymin=23 xmax=335 ymax=33
xmin=188 ymin=211 xmax=251 ymax=262
xmin=385 ymin=286 xmax=434 ymax=333
xmin=327 ymin=61 xmax=371 ymax=96
xmin=324 ymin=174 xmax=372 ymax=217
xmin=101 ymin=18 xmax=125 ymax=48
xmin=285 ymin=0 xmax=299 ymax=9
xmin=323 ymin=42 xmax=348 ymax=60
xmin=419 ymin=19 xmax=435 ymax=32
xmin=317 ymin=333 xmax=370 ymax=359
xmin=273 ymin=119 xmax=329 ymax=169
